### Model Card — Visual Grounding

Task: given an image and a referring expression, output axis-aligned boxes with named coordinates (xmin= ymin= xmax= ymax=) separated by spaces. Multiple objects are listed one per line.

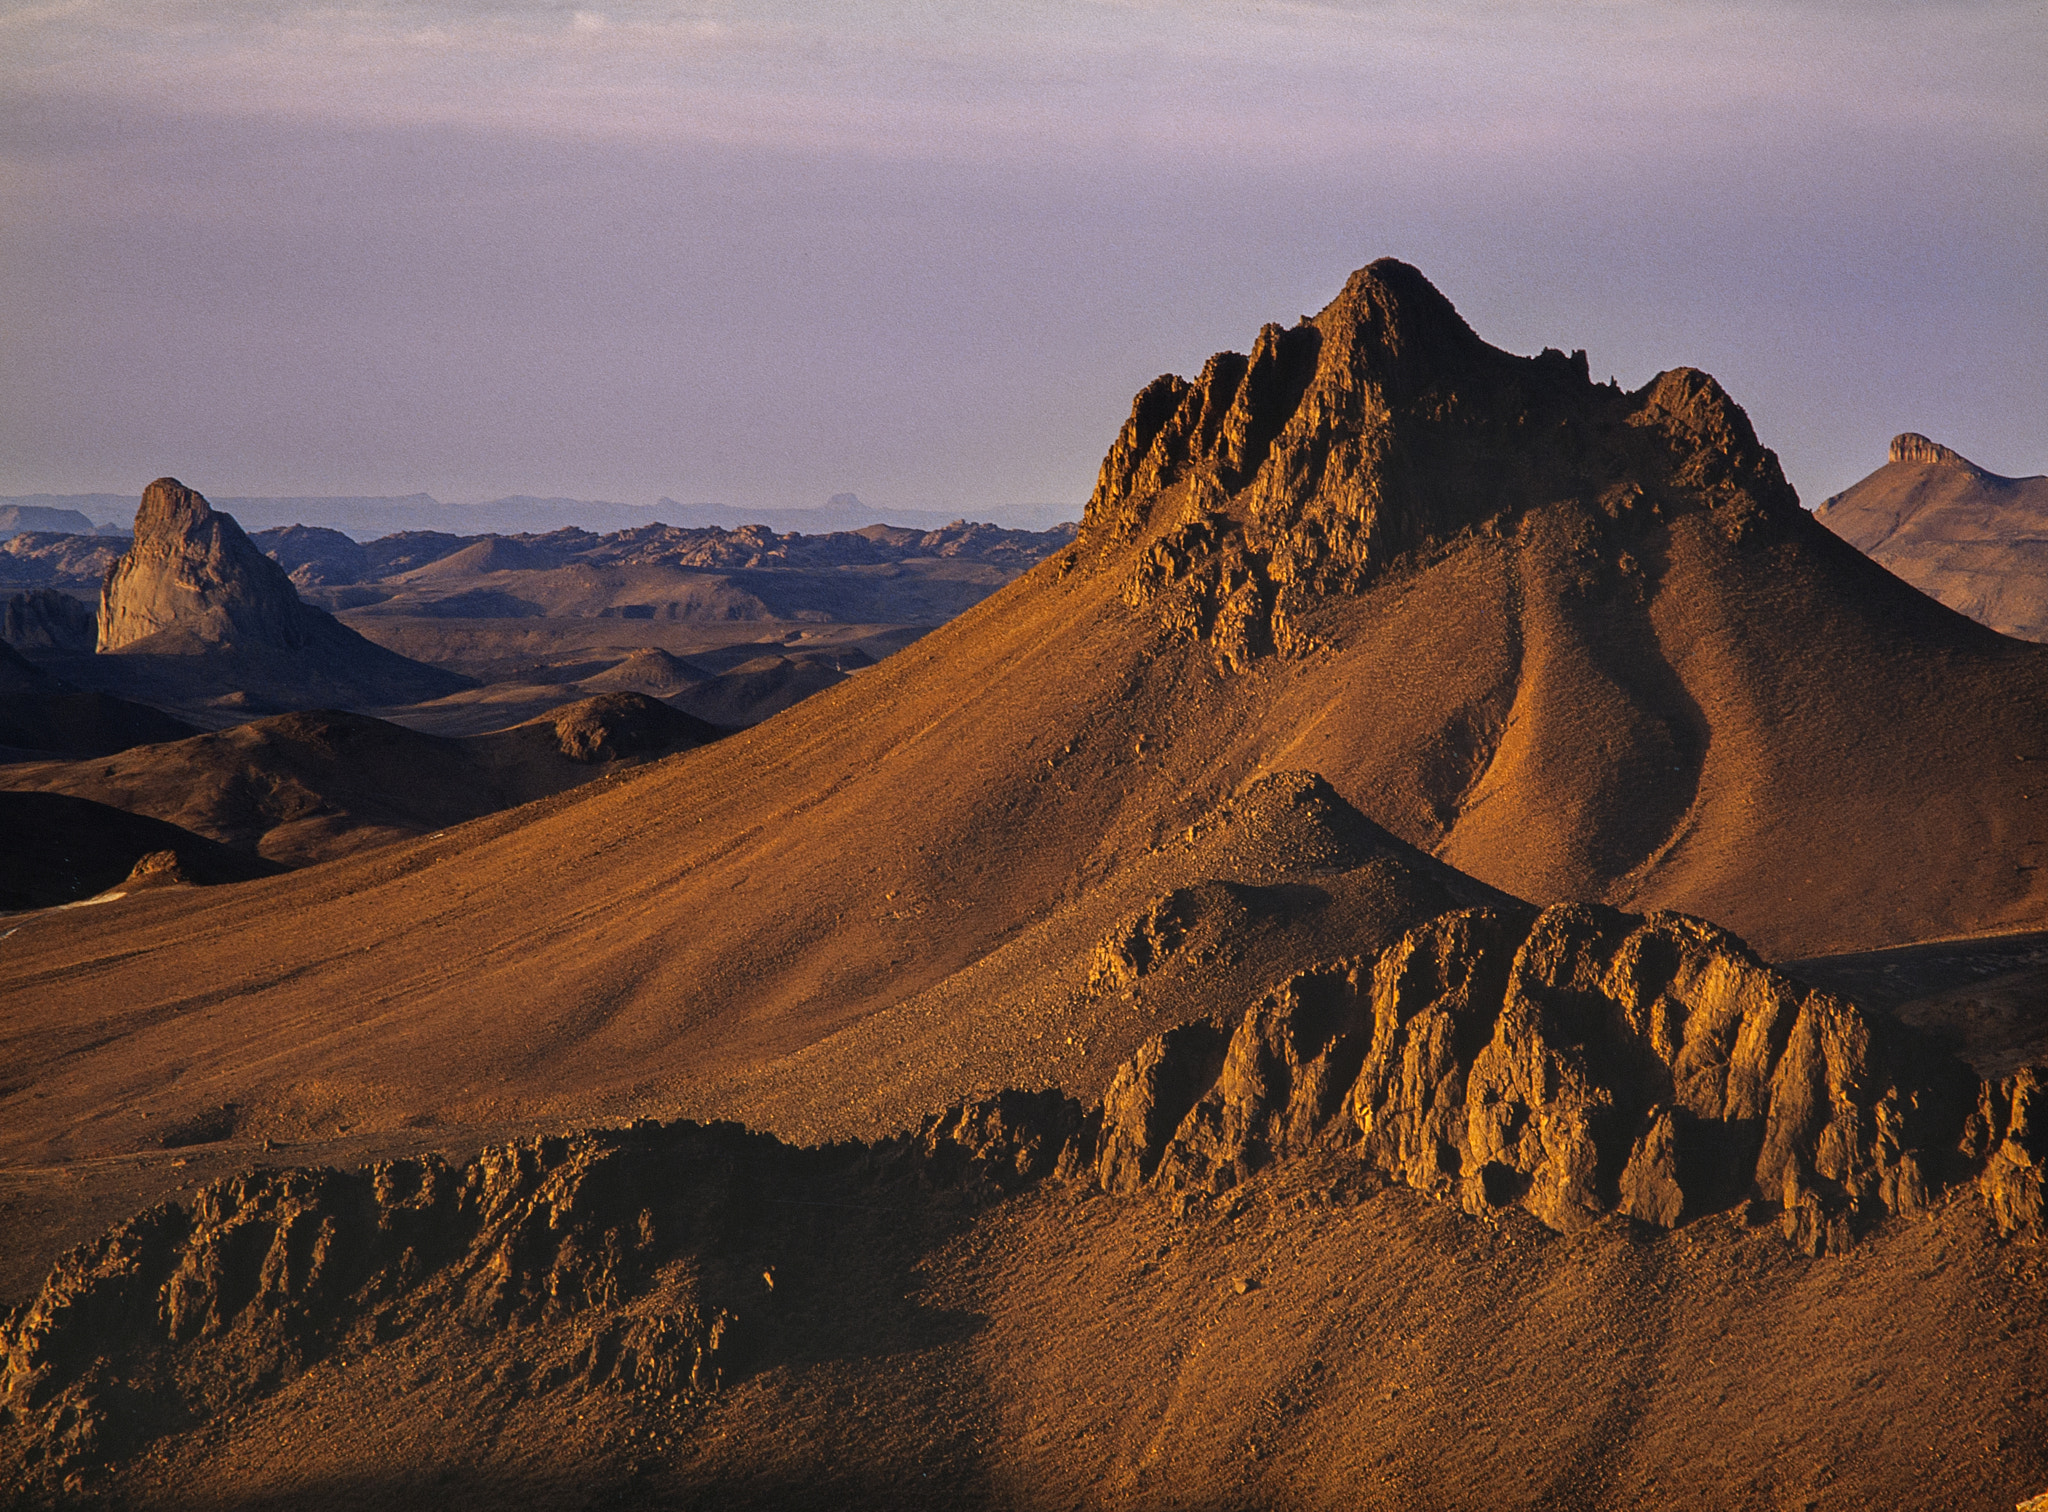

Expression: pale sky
xmin=2 ymin=1 xmax=2043 ymax=518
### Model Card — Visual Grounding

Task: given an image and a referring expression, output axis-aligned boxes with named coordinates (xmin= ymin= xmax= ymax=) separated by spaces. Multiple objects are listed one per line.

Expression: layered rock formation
xmin=1887 ymin=432 xmax=1985 ymax=471
xmin=1815 ymin=434 xmax=2048 ymax=640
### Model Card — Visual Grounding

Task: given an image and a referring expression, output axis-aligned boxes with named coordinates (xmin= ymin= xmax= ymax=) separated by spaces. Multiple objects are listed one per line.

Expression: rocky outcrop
xmin=99 ymin=479 xmax=314 ymax=653
xmin=1889 ymin=433 xmax=1985 ymax=472
xmin=1083 ymin=259 xmax=1803 ymax=669
xmin=87 ymin=479 xmax=466 ymax=708
xmin=1973 ymin=1067 xmax=2047 ymax=1236
xmin=0 ymin=1123 xmax=771 ymax=1478
xmin=0 ymin=1102 xmax=1070 ymax=1482
xmin=1073 ymin=903 xmax=2018 ymax=1254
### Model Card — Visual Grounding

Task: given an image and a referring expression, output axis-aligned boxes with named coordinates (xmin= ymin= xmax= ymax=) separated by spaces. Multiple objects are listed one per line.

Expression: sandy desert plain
xmin=3 ymin=258 xmax=2047 ymax=1510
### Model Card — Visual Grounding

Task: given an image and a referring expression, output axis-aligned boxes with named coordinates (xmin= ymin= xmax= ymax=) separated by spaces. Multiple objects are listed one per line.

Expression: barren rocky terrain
xmin=3 ymin=260 xmax=2044 ymax=1509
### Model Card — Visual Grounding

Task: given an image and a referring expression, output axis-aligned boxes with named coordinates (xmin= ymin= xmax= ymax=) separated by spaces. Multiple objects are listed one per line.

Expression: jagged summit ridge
xmin=1081 ymin=258 xmax=1804 ymax=670
xmin=99 ymin=478 xmax=311 ymax=653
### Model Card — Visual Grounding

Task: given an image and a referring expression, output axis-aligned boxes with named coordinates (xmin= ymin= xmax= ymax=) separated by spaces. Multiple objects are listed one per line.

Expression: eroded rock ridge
xmin=1082 ymin=259 xmax=1803 ymax=669
xmin=1074 ymin=903 xmax=2043 ymax=1256
xmin=5 ymin=904 xmax=2041 ymax=1485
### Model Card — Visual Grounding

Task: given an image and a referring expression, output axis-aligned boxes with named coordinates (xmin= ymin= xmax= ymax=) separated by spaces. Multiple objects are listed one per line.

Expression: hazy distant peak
xmin=1890 ymin=433 xmax=1988 ymax=475
xmin=825 ymin=492 xmax=866 ymax=512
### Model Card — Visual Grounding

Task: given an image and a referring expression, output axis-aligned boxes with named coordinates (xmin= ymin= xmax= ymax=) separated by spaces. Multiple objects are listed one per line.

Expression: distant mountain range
xmin=0 ymin=490 xmax=1078 ymax=540
xmin=0 ymin=502 xmax=127 ymax=539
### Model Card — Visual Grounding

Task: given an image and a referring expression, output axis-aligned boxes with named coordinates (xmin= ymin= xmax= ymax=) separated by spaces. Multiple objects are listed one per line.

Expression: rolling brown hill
xmin=0 ymin=642 xmax=199 ymax=760
xmin=0 ymin=695 xmax=719 ymax=869
xmin=1815 ymin=433 xmax=2048 ymax=640
xmin=0 ymin=791 xmax=283 ymax=911
xmin=5 ymin=257 xmax=2048 ymax=1508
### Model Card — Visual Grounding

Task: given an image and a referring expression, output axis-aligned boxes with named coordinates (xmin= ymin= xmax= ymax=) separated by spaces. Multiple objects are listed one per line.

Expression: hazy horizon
xmin=3 ymin=2 xmax=2042 ymax=518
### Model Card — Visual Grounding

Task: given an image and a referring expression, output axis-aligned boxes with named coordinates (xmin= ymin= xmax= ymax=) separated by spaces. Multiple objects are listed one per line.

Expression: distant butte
xmin=1816 ymin=433 xmax=2048 ymax=640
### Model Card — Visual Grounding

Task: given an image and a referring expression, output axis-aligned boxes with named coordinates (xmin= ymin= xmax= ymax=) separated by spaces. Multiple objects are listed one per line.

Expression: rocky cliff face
xmin=1083 ymin=259 xmax=1802 ymax=671
xmin=98 ymin=479 xmax=316 ymax=653
xmin=1072 ymin=903 xmax=2042 ymax=1255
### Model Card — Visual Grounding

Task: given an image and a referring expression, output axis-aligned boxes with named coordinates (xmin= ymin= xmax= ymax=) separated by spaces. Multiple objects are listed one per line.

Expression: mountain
xmin=8 ymin=258 xmax=2048 ymax=1168
xmin=0 ymin=505 xmax=96 ymax=541
xmin=4 ymin=258 xmax=2048 ymax=1506
xmin=0 ymin=495 xmax=133 ymax=533
xmin=1 ymin=491 xmax=1078 ymax=540
xmin=63 ymin=479 xmax=468 ymax=716
xmin=1814 ymin=433 xmax=2048 ymax=640
xmin=652 ymin=496 xmax=1079 ymax=534
xmin=252 ymin=517 xmax=1078 ymax=624
xmin=0 ymin=533 xmax=127 ymax=597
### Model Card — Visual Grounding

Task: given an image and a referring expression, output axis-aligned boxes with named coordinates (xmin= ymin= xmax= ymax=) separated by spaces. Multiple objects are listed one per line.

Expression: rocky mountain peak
xmin=98 ymin=478 xmax=315 ymax=654
xmin=1080 ymin=260 xmax=1803 ymax=671
xmin=1890 ymin=432 xmax=1985 ymax=473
